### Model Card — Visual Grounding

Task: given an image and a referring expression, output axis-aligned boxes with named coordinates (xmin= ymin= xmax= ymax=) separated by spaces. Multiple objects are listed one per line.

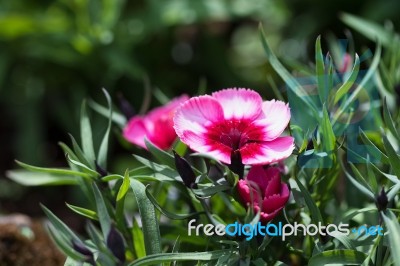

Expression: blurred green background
xmin=1 ymin=0 xmax=399 ymax=219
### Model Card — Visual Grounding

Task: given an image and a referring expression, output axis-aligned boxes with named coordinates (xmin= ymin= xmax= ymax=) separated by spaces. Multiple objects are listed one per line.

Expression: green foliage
xmin=6 ymin=15 xmax=400 ymax=265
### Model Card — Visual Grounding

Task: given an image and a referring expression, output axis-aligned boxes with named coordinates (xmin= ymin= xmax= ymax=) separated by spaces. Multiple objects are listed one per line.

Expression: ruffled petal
xmin=264 ymin=167 xmax=281 ymax=196
xmin=257 ymin=100 xmax=291 ymax=140
xmin=180 ymin=131 xmax=231 ymax=164
xmin=237 ymin=180 xmax=263 ymax=206
xmin=262 ymin=191 xmax=289 ymax=214
xmin=123 ymin=117 xmax=148 ymax=149
xmin=173 ymin=95 xmax=224 ymax=138
xmin=212 ymin=88 xmax=263 ymax=120
xmin=148 ymin=94 xmax=189 ymax=121
xmin=246 ymin=166 xmax=268 ymax=191
xmin=240 ymin=136 xmax=295 ymax=165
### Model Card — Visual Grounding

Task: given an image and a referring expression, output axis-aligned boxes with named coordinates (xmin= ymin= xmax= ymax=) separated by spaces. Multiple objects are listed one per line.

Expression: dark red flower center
xmin=205 ymin=120 xmax=250 ymax=150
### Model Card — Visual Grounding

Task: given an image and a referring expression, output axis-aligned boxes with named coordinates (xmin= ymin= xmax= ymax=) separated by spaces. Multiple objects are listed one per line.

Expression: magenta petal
xmin=237 ymin=180 xmax=263 ymax=206
xmin=174 ymin=95 xmax=224 ymax=138
xmin=262 ymin=193 xmax=289 ymax=214
xmin=123 ymin=117 xmax=148 ymax=149
xmin=246 ymin=166 xmax=268 ymax=191
xmin=211 ymin=88 xmax=263 ymax=120
xmin=264 ymin=167 xmax=281 ymax=196
xmin=256 ymin=100 xmax=291 ymax=140
xmin=240 ymin=136 xmax=294 ymax=165
xmin=181 ymin=131 xmax=232 ymax=164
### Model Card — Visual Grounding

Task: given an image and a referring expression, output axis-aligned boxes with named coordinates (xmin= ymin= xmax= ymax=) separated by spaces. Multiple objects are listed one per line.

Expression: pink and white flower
xmin=173 ymin=88 xmax=294 ymax=165
xmin=237 ymin=166 xmax=290 ymax=222
xmin=123 ymin=95 xmax=189 ymax=150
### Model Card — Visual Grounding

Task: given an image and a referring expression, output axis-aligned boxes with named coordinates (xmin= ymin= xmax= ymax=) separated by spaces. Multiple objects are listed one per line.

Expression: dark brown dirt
xmin=0 ymin=216 xmax=65 ymax=266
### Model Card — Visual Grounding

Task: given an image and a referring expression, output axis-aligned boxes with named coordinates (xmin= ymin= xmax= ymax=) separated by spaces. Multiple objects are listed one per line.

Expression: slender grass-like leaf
xmin=92 ymin=183 xmax=112 ymax=239
xmin=88 ymin=99 xmax=126 ymax=128
xmin=382 ymin=210 xmax=400 ymax=266
xmin=145 ymin=186 xmax=204 ymax=220
xmin=80 ymin=101 xmax=96 ymax=168
xmin=293 ymin=177 xmax=324 ymax=224
xmin=341 ymin=161 xmax=375 ymax=200
xmin=66 ymin=154 xmax=99 ymax=177
xmin=308 ymin=249 xmax=367 ymax=266
xmin=383 ymin=99 xmax=400 ymax=141
xmin=97 ymin=89 xmax=112 ymax=168
xmin=132 ymin=218 xmax=146 ymax=259
xmin=130 ymin=179 xmax=162 ymax=256
xmin=359 ymin=129 xmax=389 ymax=163
xmin=69 ymin=134 xmax=92 ymax=168
xmin=191 ymin=185 xmax=231 ymax=197
xmin=315 ymin=35 xmax=327 ymax=104
xmin=41 ymin=204 xmax=82 ymax=243
xmin=382 ymin=135 xmax=400 ymax=178
xmin=128 ymin=250 xmax=233 ymax=266
xmin=6 ymin=170 xmax=78 ymax=186
xmin=46 ymin=225 xmax=87 ymax=261
xmin=15 ymin=160 xmax=91 ymax=178
xmin=340 ymin=13 xmax=394 ymax=47
xmin=321 ymin=107 xmax=336 ymax=152
xmin=145 ymin=138 xmax=176 ymax=169
xmin=66 ymin=203 xmax=98 ymax=220
xmin=116 ymin=170 xmax=130 ymax=226
xmin=332 ymin=43 xmax=381 ymax=124
xmin=334 ymin=54 xmax=360 ymax=105
xmin=259 ymin=23 xmax=318 ymax=115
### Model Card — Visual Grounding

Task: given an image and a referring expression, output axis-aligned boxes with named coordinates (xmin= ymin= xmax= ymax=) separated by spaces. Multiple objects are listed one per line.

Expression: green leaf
xmin=69 ymin=134 xmax=92 ymax=168
xmin=308 ymin=249 xmax=367 ymax=266
xmin=320 ymin=107 xmax=336 ymax=152
xmin=145 ymin=186 xmax=204 ymax=220
xmin=65 ymin=154 xmax=99 ymax=177
xmin=132 ymin=218 xmax=146 ymax=259
xmin=128 ymin=250 xmax=233 ymax=266
xmin=293 ymin=177 xmax=324 ymax=224
xmin=97 ymin=89 xmax=113 ymax=168
xmin=66 ymin=203 xmax=98 ymax=220
xmin=15 ymin=160 xmax=91 ymax=179
xmin=117 ymin=170 xmax=131 ymax=201
xmin=41 ymin=204 xmax=82 ymax=243
xmin=46 ymin=225 xmax=86 ymax=261
xmin=259 ymin=23 xmax=318 ymax=115
xmin=88 ymin=99 xmax=126 ymax=128
xmin=334 ymin=54 xmax=360 ymax=105
xmin=383 ymin=99 xmax=400 ymax=141
xmin=191 ymin=184 xmax=231 ymax=197
xmin=382 ymin=135 xmax=400 ymax=178
xmin=340 ymin=13 xmax=394 ymax=47
xmin=341 ymin=161 xmax=375 ymax=200
xmin=6 ymin=170 xmax=78 ymax=186
xmin=116 ymin=170 xmax=130 ymax=227
xmin=315 ymin=35 xmax=327 ymax=104
xmin=145 ymin=138 xmax=176 ymax=169
xmin=133 ymin=155 xmax=179 ymax=181
xmin=333 ymin=43 xmax=381 ymax=124
xmin=130 ymin=178 xmax=162 ymax=256
xmin=359 ymin=129 xmax=389 ymax=164
xmin=349 ymin=163 xmax=374 ymax=193
xmin=92 ymin=183 xmax=112 ymax=239
xmin=382 ymin=210 xmax=400 ymax=266
xmin=80 ymin=100 xmax=96 ymax=168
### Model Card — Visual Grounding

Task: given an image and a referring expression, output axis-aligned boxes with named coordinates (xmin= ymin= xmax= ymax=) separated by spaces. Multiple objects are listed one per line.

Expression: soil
xmin=0 ymin=214 xmax=65 ymax=266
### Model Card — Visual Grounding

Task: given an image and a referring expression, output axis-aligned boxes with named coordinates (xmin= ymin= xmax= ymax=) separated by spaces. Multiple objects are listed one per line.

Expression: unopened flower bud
xmin=95 ymin=161 xmax=108 ymax=177
xmin=72 ymin=240 xmax=95 ymax=265
xmin=106 ymin=226 xmax=125 ymax=263
xmin=376 ymin=187 xmax=388 ymax=211
xmin=117 ymin=93 xmax=136 ymax=120
xmin=173 ymin=150 xmax=197 ymax=188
